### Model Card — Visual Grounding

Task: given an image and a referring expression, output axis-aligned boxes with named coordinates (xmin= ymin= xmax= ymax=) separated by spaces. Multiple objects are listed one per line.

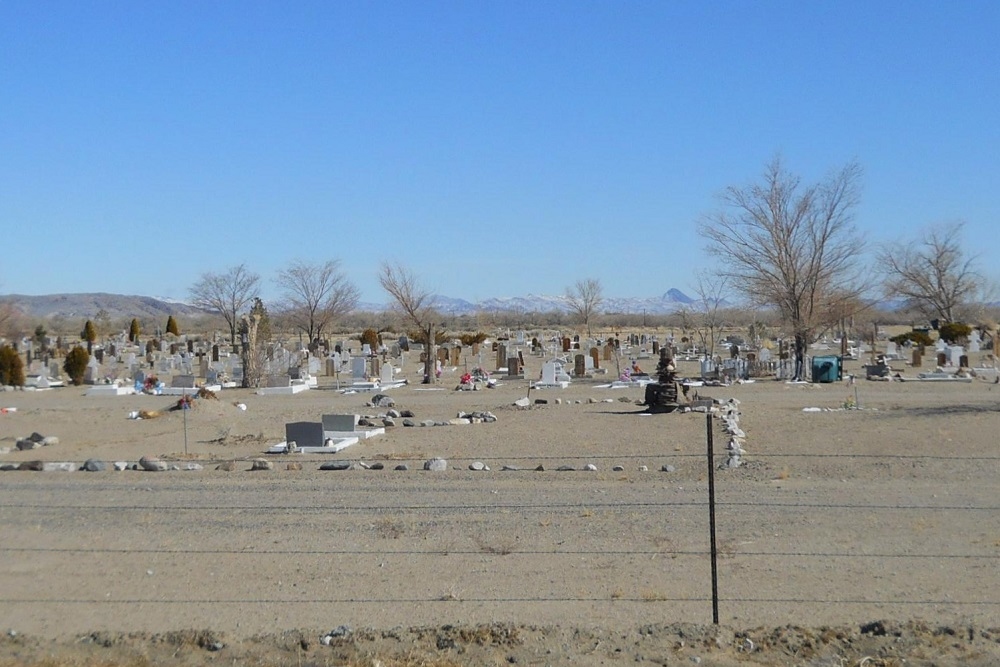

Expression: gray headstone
xmin=170 ymin=374 xmax=197 ymax=389
xmin=285 ymin=422 xmax=325 ymax=448
xmin=322 ymin=414 xmax=359 ymax=432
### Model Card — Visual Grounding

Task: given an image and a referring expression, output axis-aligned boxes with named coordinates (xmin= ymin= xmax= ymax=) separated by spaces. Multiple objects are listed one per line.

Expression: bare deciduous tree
xmin=189 ymin=264 xmax=261 ymax=351
xmin=700 ymin=156 xmax=864 ymax=379
xmin=691 ymin=272 xmax=730 ymax=359
xmin=276 ymin=260 xmax=360 ymax=343
xmin=379 ymin=261 xmax=440 ymax=383
xmin=877 ymin=222 xmax=981 ymax=324
xmin=565 ymin=278 xmax=604 ymax=336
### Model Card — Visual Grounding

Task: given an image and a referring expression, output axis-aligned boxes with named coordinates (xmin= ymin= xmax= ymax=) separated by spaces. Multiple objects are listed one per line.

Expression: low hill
xmin=3 ymin=293 xmax=212 ymax=321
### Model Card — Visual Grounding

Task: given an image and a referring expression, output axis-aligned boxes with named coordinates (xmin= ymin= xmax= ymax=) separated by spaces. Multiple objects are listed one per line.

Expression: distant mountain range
xmin=4 ymin=289 xmax=702 ymax=320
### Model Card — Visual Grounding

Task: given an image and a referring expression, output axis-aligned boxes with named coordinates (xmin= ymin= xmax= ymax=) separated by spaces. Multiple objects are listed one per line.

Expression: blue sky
xmin=1 ymin=1 xmax=997 ymax=305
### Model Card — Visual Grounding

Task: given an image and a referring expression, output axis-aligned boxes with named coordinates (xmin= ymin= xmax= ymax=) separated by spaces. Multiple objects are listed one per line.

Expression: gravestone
xmin=590 ymin=347 xmax=600 ymax=369
xmin=171 ymin=374 xmax=196 ymax=389
xmin=450 ymin=346 xmax=460 ymax=365
xmin=540 ymin=361 xmax=558 ymax=385
xmin=507 ymin=356 xmax=521 ymax=376
xmin=912 ymin=349 xmax=922 ymax=367
xmin=970 ymin=330 xmax=981 ymax=353
xmin=652 ymin=340 xmax=660 ymax=355
xmin=937 ymin=352 xmax=947 ymax=367
xmin=286 ymin=421 xmax=324 ymax=448
xmin=266 ymin=375 xmax=290 ymax=388
xmin=574 ymin=354 xmax=586 ymax=377
xmin=351 ymin=356 xmax=367 ymax=380
xmin=380 ymin=363 xmax=396 ymax=384
xmin=199 ymin=357 xmax=209 ymax=378
xmin=212 ymin=345 xmax=219 ymax=362
xmin=562 ymin=337 xmax=571 ymax=352
xmin=960 ymin=354 xmax=969 ymax=368
xmin=496 ymin=344 xmax=507 ymax=370
xmin=206 ymin=368 xmax=219 ymax=384
xmin=322 ymin=414 xmax=359 ymax=433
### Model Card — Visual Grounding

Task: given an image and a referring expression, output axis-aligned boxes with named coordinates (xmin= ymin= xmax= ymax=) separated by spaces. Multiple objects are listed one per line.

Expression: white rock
xmin=42 ymin=462 xmax=76 ymax=472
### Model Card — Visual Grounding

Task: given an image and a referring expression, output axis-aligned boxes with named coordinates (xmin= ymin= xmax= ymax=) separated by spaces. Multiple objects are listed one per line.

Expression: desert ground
xmin=1 ymin=347 xmax=999 ymax=666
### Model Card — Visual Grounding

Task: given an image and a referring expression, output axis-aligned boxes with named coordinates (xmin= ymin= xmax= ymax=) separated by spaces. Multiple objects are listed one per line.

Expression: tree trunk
xmin=423 ymin=323 xmax=437 ymax=384
xmin=794 ymin=332 xmax=807 ymax=381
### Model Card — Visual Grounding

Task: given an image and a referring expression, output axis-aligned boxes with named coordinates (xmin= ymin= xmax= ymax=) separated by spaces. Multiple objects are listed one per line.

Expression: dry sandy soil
xmin=1 ymin=350 xmax=999 ymax=666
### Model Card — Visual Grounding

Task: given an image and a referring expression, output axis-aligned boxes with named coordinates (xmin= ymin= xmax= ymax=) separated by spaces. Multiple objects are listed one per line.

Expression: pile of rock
xmin=719 ymin=398 xmax=746 ymax=469
xmin=15 ymin=432 xmax=59 ymax=450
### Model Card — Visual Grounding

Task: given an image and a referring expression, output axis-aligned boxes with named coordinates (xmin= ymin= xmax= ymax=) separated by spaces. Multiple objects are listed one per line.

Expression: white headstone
xmin=541 ymin=361 xmax=557 ymax=385
xmin=380 ymin=363 xmax=395 ymax=384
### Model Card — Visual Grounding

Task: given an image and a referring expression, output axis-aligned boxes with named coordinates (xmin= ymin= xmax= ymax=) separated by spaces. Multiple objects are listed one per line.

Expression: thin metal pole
xmin=706 ymin=412 xmax=719 ymax=624
xmin=183 ymin=388 xmax=189 ymax=457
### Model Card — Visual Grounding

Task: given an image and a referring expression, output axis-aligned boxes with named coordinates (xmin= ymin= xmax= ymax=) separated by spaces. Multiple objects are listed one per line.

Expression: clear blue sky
xmin=1 ymin=1 xmax=997 ymax=305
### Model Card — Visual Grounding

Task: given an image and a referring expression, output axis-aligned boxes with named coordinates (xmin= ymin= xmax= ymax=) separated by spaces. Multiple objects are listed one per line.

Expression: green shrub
xmin=938 ymin=322 xmax=972 ymax=344
xmin=0 ymin=345 xmax=25 ymax=387
xmin=128 ymin=318 xmax=141 ymax=342
xmin=82 ymin=320 xmax=96 ymax=343
xmin=165 ymin=315 xmax=180 ymax=336
xmin=459 ymin=332 xmax=488 ymax=346
xmin=890 ymin=330 xmax=933 ymax=347
xmin=63 ymin=347 xmax=90 ymax=385
xmin=359 ymin=328 xmax=380 ymax=350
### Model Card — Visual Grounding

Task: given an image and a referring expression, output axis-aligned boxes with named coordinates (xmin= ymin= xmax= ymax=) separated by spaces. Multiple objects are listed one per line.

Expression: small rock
xmin=286 ymin=462 xmax=303 ymax=471
xmin=249 ymin=458 xmax=273 ymax=471
xmin=15 ymin=439 xmax=40 ymax=451
xmin=27 ymin=432 xmax=46 ymax=443
xmin=183 ymin=463 xmax=203 ymax=471
xmin=502 ymin=465 xmax=520 ymax=471
xmin=18 ymin=461 xmax=44 ymax=471
xmin=583 ymin=463 xmax=597 ymax=471
xmin=82 ymin=459 xmax=107 ymax=472
xmin=369 ymin=462 xmax=384 ymax=470
xmin=447 ymin=418 xmax=470 ymax=426
xmin=420 ymin=420 xmax=437 ymax=427
xmin=469 ymin=461 xmax=488 ymax=471
xmin=612 ymin=465 xmax=625 ymax=472
xmin=639 ymin=465 xmax=648 ymax=472
xmin=371 ymin=394 xmax=395 ymax=408
xmin=216 ymin=460 xmax=237 ymax=472
xmin=554 ymin=398 xmax=562 ymax=405
xmin=114 ymin=461 xmax=129 ymax=471
xmin=139 ymin=456 xmax=168 ymax=472
xmin=424 ymin=457 xmax=447 ymax=471
xmin=399 ymin=409 xmax=415 ymax=418
xmin=0 ymin=464 xmax=18 ymax=471
xmin=661 ymin=464 xmax=676 ymax=473
xmin=206 ymin=641 xmax=225 ymax=652
xmin=402 ymin=419 xmax=416 ymax=427
xmin=535 ymin=464 xmax=544 ymax=471
xmin=513 ymin=397 xmax=530 ymax=407
xmin=40 ymin=436 xmax=59 ymax=446
xmin=382 ymin=417 xmax=395 ymax=427
xmin=557 ymin=465 xmax=575 ymax=471
xmin=387 ymin=409 xmax=401 ymax=418
xmin=534 ymin=398 xmax=548 ymax=405
xmin=394 ymin=464 xmax=409 ymax=471
xmin=319 ymin=461 xmax=351 ymax=471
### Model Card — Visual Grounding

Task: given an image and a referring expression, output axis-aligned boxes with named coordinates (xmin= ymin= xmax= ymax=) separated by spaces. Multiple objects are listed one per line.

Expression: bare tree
xmin=0 ymin=299 xmax=25 ymax=342
xmin=565 ymin=278 xmax=604 ymax=336
xmin=691 ymin=271 xmax=730 ymax=359
xmin=276 ymin=260 xmax=360 ymax=343
xmin=877 ymin=222 xmax=981 ymax=324
xmin=189 ymin=264 xmax=261 ymax=351
xmin=379 ymin=261 xmax=440 ymax=383
xmin=700 ymin=156 xmax=864 ymax=379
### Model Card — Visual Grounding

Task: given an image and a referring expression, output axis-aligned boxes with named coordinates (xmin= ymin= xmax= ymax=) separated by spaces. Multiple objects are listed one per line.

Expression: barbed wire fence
xmin=1 ymin=416 xmax=998 ymax=626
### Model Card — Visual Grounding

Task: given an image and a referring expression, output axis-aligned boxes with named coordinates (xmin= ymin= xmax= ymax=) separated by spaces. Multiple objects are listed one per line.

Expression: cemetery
xmin=1 ymin=320 xmax=999 ymax=664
